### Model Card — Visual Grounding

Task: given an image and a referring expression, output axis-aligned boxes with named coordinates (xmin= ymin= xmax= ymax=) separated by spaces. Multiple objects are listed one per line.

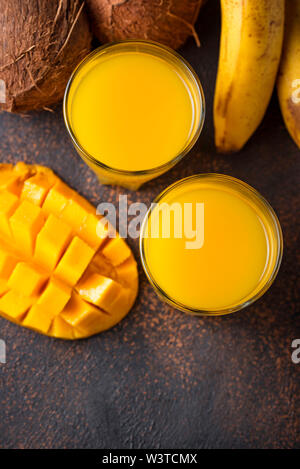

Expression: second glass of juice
xmin=64 ymin=41 xmax=205 ymax=190
xmin=140 ymin=174 xmax=283 ymax=315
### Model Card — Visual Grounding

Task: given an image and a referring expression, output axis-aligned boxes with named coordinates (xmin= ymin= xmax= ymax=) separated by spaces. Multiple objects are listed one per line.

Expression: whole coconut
xmin=0 ymin=0 xmax=92 ymax=112
xmin=86 ymin=0 xmax=204 ymax=50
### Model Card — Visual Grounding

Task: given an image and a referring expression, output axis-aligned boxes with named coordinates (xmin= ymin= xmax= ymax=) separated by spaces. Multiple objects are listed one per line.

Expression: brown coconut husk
xmin=0 ymin=0 xmax=92 ymax=113
xmin=86 ymin=0 xmax=204 ymax=50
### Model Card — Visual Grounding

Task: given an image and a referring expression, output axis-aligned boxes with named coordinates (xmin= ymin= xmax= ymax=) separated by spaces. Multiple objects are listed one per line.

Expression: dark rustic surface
xmin=0 ymin=1 xmax=299 ymax=449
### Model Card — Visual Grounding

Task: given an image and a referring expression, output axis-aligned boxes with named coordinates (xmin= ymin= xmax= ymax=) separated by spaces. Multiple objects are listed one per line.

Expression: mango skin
xmin=0 ymin=163 xmax=138 ymax=339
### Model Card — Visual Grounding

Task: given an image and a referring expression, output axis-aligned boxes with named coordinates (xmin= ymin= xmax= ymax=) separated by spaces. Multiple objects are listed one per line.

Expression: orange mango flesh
xmin=0 ymin=163 xmax=138 ymax=339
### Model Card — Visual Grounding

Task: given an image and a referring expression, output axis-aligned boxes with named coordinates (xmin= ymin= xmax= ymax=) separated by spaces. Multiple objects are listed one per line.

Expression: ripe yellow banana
xmin=277 ymin=0 xmax=300 ymax=149
xmin=214 ymin=0 xmax=285 ymax=153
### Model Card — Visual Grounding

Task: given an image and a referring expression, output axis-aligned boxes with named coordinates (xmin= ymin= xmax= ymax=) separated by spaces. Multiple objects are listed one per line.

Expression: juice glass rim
xmin=139 ymin=173 xmax=284 ymax=316
xmin=63 ymin=40 xmax=205 ymax=177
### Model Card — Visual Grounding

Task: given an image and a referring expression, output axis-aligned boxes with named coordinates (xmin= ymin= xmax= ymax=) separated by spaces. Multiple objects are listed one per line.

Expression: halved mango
xmin=0 ymin=163 xmax=138 ymax=339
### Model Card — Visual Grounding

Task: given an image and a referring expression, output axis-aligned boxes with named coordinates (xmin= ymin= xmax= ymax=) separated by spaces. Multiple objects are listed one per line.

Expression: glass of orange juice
xmin=140 ymin=174 xmax=283 ymax=315
xmin=63 ymin=41 xmax=205 ymax=190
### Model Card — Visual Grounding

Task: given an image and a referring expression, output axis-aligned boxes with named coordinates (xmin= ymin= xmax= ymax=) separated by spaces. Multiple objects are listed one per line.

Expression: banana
xmin=214 ymin=0 xmax=285 ymax=153
xmin=277 ymin=0 xmax=300 ymax=149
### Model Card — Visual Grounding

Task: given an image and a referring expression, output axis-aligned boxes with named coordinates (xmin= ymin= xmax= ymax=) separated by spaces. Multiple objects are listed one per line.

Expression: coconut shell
xmin=0 ymin=0 xmax=92 ymax=113
xmin=86 ymin=0 xmax=204 ymax=50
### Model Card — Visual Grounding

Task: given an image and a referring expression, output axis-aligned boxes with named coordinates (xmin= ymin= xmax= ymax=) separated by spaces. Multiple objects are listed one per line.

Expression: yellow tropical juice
xmin=64 ymin=41 xmax=204 ymax=189
xmin=141 ymin=175 xmax=282 ymax=314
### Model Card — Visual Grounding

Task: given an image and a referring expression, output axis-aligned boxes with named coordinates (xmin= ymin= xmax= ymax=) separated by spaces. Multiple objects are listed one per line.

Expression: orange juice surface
xmin=141 ymin=175 xmax=281 ymax=312
xmin=67 ymin=49 xmax=198 ymax=172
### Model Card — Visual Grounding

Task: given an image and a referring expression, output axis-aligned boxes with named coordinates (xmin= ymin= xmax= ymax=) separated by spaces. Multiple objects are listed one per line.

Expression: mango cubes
xmin=0 ymin=163 xmax=138 ymax=339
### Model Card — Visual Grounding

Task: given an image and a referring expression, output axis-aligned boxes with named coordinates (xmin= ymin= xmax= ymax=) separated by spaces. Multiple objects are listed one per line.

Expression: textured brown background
xmin=0 ymin=1 xmax=299 ymax=449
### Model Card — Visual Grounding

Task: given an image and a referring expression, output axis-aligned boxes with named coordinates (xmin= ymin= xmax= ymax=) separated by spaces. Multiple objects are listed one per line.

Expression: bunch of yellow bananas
xmin=214 ymin=0 xmax=300 ymax=152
